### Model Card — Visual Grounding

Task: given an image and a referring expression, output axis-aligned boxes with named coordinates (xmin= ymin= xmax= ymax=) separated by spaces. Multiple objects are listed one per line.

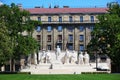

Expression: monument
xmin=20 ymin=50 xmax=111 ymax=74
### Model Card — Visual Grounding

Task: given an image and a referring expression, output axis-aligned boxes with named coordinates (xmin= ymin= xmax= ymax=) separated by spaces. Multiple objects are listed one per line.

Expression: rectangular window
xmin=47 ymin=26 xmax=52 ymax=32
xmin=69 ymin=35 xmax=73 ymax=42
xmin=80 ymin=16 xmax=83 ymax=22
xmin=90 ymin=26 xmax=94 ymax=31
xmin=59 ymin=17 xmax=62 ymax=22
xmin=68 ymin=44 xmax=73 ymax=50
xmin=79 ymin=35 xmax=84 ymax=41
xmin=37 ymin=35 xmax=41 ymax=42
xmin=90 ymin=16 xmax=94 ymax=22
xmin=47 ymin=35 xmax=51 ymax=42
xmin=47 ymin=45 xmax=51 ymax=50
xmin=58 ymin=26 xmax=62 ymax=32
xmin=58 ymin=35 xmax=62 ymax=42
xmin=68 ymin=26 xmax=73 ymax=32
xmin=80 ymin=45 xmax=84 ymax=51
xmin=36 ymin=26 xmax=41 ymax=32
xmin=69 ymin=16 xmax=73 ymax=22
xmin=38 ymin=17 xmax=41 ymax=21
xmin=79 ymin=26 xmax=84 ymax=31
xmin=48 ymin=16 xmax=51 ymax=22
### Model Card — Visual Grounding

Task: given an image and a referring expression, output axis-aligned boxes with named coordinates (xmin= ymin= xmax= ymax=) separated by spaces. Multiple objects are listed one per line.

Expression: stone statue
xmin=84 ymin=51 xmax=90 ymax=65
xmin=55 ymin=46 xmax=61 ymax=60
xmin=70 ymin=50 xmax=76 ymax=64
xmin=64 ymin=49 xmax=70 ymax=64
xmin=78 ymin=52 xmax=84 ymax=64
xmin=45 ymin=50 xmax=51 ymax=63
xmin=39 ymin=50 xmax=46 ymax=63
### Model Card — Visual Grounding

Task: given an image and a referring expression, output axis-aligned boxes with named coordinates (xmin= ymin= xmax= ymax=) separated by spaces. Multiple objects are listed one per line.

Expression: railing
xmin=40 ymin=20 xmax=99 ymax=24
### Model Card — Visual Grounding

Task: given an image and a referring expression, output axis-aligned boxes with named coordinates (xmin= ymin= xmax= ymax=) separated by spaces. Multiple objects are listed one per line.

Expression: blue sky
xmin=1 ymin=0 xmax=119 ymax=8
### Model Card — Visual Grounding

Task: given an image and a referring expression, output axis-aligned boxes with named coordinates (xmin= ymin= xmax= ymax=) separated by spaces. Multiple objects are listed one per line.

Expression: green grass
xmin=0 ymin=74 xmax=120 ymax=80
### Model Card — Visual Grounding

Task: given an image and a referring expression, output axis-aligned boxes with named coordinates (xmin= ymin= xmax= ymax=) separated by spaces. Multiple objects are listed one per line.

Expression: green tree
xmin=0 ymin=22 xmax=12 ymax=68
xmin=87 ymin=2 xmax=120 ymax=72
xmin=0 ymin=3 xmax=41 ymax=71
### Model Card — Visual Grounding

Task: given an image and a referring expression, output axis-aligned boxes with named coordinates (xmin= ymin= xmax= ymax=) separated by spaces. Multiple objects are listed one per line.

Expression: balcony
xmin=57 ymin=40 xmax=62 ymax=43
xmin=41 ymin=20 xmax=99 ymax=24
xmin=68 ymin=40 xmax=73 ymax=43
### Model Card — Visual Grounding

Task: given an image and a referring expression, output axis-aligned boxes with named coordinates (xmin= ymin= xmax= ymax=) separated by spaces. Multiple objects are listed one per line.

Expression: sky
xmin=0 ymin=0 xmax=120 ymax=8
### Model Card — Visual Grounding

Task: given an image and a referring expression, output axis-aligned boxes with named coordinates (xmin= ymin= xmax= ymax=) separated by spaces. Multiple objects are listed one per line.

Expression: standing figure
xmin=84 ymin=51 xmax=90 ymax=65
xmin=55 ymin=46 xmax=61 ymax=60
xmin=78 ymin=52 xmax=84 ymax=64
xmin=64 ymin=49 xmax=70 ymax=64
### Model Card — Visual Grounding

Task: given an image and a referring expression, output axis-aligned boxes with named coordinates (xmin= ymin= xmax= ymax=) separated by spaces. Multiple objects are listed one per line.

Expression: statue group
xmin=35 ymin=46 xmax=90 ymax=65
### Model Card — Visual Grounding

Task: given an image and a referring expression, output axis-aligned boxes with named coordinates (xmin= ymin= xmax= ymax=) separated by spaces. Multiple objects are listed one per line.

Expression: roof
xmin=26 ymin=8 xmax=108 ymax=14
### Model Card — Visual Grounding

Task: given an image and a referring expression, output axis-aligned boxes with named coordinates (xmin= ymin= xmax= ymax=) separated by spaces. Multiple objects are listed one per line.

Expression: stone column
xmin=63 ymin=26 xmax=68 ymax=50
xmin=74 ymin=26 xmax=79 ymax=51
xmin=42 ymin=26 xmax=47 ymax=50
xmin=53 ymin=26 xmax=57 ymax=50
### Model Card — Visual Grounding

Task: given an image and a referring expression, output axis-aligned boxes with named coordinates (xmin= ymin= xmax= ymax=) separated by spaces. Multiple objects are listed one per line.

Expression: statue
xmin=70 ymin=50 xmax=76 ymax=64
xmin=45 ymin=50 xmax=51 ymax=63
xmin=64 ymin=49 xmax=70 ymax=64
xmin=39 ymin=50 xmax=46 ymax=63
xmin=84 ymin=51 xmax=90 ymax=65
xmin=55 ymin=46 xmax=61 ymax=60
xmin=78 ymin=52 xmax=84 ymax=64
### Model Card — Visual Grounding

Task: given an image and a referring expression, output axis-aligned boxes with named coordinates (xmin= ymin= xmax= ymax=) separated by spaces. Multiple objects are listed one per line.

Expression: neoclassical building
xmin=26 ymin=7 xmax=107 ymax=51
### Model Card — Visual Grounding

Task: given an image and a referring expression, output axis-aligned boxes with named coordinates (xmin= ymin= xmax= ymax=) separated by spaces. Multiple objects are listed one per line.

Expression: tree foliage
xmin=87 ymin=2 xmax=120 ymax=67
xmin=0 ymin=3 xmax=41 ymax=70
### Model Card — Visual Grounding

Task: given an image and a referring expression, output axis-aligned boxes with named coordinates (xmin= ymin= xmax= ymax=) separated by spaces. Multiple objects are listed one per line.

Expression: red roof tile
xmin=26 ymin=8 xmax=108 ymax=14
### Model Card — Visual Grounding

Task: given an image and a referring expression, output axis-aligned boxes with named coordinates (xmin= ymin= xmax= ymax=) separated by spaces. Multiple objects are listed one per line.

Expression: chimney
xmin=17 ymin=3 xmax=22 ymax=8
xmin=63 ymin=6 xmax=69 ymax=8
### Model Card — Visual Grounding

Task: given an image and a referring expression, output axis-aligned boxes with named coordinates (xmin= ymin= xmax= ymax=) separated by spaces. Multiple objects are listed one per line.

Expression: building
xmin=26 ymin=7 xmax=107 ymax=51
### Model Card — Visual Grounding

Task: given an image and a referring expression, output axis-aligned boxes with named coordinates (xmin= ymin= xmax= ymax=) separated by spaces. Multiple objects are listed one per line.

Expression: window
xmin=90 ymin=26 xmax=94 ymax=31
xmin=69 ymin=35 xmax=73 ymax=42
xmin=79 ymin=45 xmax=84 ymax=51
xmin=90 ymin=16 xmax=94 ymax=22
xmin=47 ymin=26 xmax=52 ymax=32
xmin=79 ymin=35 xmax=84 ymax=41
xmin=47 ymin=45 xmax=51 ymax=50
xmin=79 ymin=26 xmax=84 ymax=31
xmin=68 ymin=44 xmax=73 ymax=50
xmin=80 ymin=16 xmax=83 ymax=22
xmin=36 ymin=26 xmax=41 ymax=32
xmin=37 ymin=35 xmax=41 ymax=42
xmin=69 ymin=16 xmax=73 ymax=22
xmin=48 ymin=16 xmax=51 ymax=22
xmin=59 ymin=17 xmax=62 ymax=22
xmin=68 ymin=26 xmax=73 ymax=32
xmin=58 ymin=35 xmax=62 ymax=42
xmin=58 ymin=26 xmax=62 ymax=32
xmin=38 ymin=17 xmax=41 ymax=21
xmin=47 ymin=35 xmax=51 ymax=42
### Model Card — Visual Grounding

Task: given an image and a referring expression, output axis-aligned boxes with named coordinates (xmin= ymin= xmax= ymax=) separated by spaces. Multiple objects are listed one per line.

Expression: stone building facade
xmin=27 ymin=7 xmax=107 ymax=51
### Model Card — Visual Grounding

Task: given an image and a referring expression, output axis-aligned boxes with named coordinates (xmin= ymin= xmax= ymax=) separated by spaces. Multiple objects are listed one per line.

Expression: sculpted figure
xmin=84 ymin=51 xmax=90 ymax=65
xmin=55 ymin=46 xmax=61 ymax=60
xmin=78 ymin=52 xmax=84 ymax=64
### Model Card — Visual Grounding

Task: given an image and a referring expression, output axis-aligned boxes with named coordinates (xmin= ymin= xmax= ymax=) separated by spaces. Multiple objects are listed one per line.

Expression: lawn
xmin=0 ymin=74 xmax=120 ymax=80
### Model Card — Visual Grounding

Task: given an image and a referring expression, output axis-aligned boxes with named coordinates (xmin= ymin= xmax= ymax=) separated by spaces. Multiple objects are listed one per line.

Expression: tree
xmin=0 ymin=3 xmax=41 ymax=71
xmin=0 ymin=22 xmax=12 ymax=68
xmin=87 ymin=2 xmax=120 ymax=72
